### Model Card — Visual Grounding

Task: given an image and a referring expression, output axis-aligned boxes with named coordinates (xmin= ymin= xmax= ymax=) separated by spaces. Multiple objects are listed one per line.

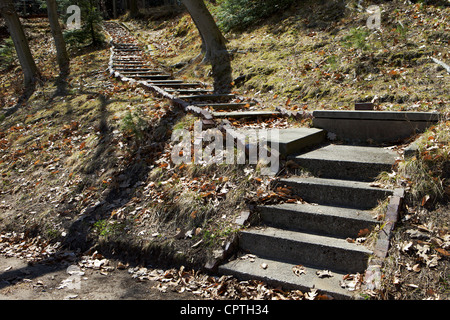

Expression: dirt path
xmin=0 ymin=254 xmax=199 ymax=300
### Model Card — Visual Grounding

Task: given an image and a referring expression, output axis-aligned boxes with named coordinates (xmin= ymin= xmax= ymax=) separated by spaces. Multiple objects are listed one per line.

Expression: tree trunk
xmin=128 ymin=0 xmax=138 ymax=18
xmin=0 ymin=0 xmax=40 ymax=89
xmin=181 ymin=0 xmax=232 ymax=93
xmin=113 ymin=0 xmax=117 ymax=18
xmin=46 ymin=0 xmax=70 ymax=76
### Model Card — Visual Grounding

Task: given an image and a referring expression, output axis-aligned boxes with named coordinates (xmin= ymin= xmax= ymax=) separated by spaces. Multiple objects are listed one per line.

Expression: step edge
xmin=278 ymin=176 xmax=394 ymax=192
xmin=257 ymin=203 xmax=379 ymax=224
xmin=219 ymin=257 xmax=356 ymax=299
xmin=240 ymin=227 xmax=373 ymax=255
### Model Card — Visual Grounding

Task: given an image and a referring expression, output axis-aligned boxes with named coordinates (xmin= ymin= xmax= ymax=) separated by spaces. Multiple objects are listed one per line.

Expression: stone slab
xmin=266 ymin=127 xmax=325 ymax=157
xmin=290 ymin=144 xmax=397 ymax=181
xmin=219 ymin=256 xmax=354 ymax=299
xmin=233 ymin=127 xmax=325 ymax=158
xmin=313 ymin=110 xmax=440 ymax=121
xmin=239 ymin=227 xmax=372 ymax=274
xmin=179 ymin=94 xmax=235 ymax=101
xmin=212 ymin=111 xmax=281 ymax=119
xmin=278 ymin=176 xmax=394 ymax=209
xmin=312 ymin=110 xmax=440 ymax=143
xmin=258 ymin=202 xmax=379 ymax=239
xmin=194 ymin=103 xmax=254 ymax=110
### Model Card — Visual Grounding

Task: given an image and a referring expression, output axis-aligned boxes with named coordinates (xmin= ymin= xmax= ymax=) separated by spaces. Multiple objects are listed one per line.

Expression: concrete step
xmin=113 ymin=67 xmax=155 ymax=71
xmin=179 ymin=94 xmax=236 ymax=101
xmin=112 ymin=57 xmax=143 ymax=61
xmin=112 ymin=59 xmax=146 ymax=63
xmin=165 ymin=88 xmax=213 ymax=94
xmin=231 ymin=127 xmax=325 ymax=159
xmin=239 ymin=227 xmax=372 ymax=274
xmin=153 ymin=82 xmax=203 ymax=88
xmin=112 ymin=60 xmax=146 ymax=63
xmin=268 ymin=127 xmax=325 ymax=158
xmin=289 ymin=144 xmax=397 ymax=181
xmin=313 ymin=110 xmax=440 ymax=143
xmin=257 ymin=203 xmax=379 ymax=239
xmin=131 ymin=74 xmax=171 ymax=80
xmin=193 ymin=102 xmax=254 ymax=110
xmin=212 ymin=111 xmax=281 ymax=119
xmin=219 ymin=256 xmax=354 ymax=299
xmin=114 ymin=47 xmax=140 ymax=50
xmin=144 ymin=80 xmax=184 ymax=85
xmin=114 ymin=43 xmax=139 ymax=47
xmin=118 ymin=70 xmax=167 ymax=75
xmin=277 ymin=176 xmax=393 ymax=209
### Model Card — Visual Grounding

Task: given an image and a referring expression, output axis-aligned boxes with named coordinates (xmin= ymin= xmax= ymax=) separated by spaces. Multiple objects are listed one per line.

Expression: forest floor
xmin=0 ymin=0 xmax=449 ymax=300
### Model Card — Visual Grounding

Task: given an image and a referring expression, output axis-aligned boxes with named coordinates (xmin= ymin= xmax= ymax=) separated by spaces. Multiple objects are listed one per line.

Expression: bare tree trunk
xmin=113 ymin=0 xmax=117 ymax=18
xmin=46 ymin=0 xmax=70 ymax=76
xmin=128 ymin=0 xmax=138 ymax=18
xmin=0 ymin=0 xmax=40 ymax=89
xmin=181 ymin=0 xmax=231 ymax=93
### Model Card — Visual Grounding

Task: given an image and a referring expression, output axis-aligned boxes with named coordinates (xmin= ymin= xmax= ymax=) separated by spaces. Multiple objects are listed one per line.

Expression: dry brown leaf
xmin=292 ymin=265 xmax=306 ymax=276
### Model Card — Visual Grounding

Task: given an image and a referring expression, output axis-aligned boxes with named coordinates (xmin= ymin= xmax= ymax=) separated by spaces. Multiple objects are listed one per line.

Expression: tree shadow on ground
xmin=0 ymin=91 xmax=188 ymax=292
xmin=59 ymin=93 xmax=187 ymax=267
xmin=1 ymin=81 xmax=36 ymax=118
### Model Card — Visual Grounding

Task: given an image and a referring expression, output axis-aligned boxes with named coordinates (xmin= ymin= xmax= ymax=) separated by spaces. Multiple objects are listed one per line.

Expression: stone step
xmin=268 ymin=127 xmax=325 ymax=158
xmin=277 ymin=177 xmax=393 ymax=209
xmin=153 ymin=82 xmax=203 ymax=88
xmin=289 ymin=144 xmax=398 ymax=181
xmin=113 ymin=50 xmax=141 ymax=53
xmin=144 ymin=80 xmax=185 ymax=85
xmin=165 ymin=88 xmax=213 ymax=94
xmin=257 ymin=203 xmax=379 ymax=239
xmin=131 ymin=74 xmax=171 ymax=80
xmin=118 ymin=70 xmax=167 ymax=75
xmin=212 ymin=111 xmax=281 ymax=119
xmin=113 ymin=67 xmax=155 ymax=71
xmin=233 ymin=127 xmax=325 ymax=158
xmin=114 ymin=43 xmax=139 ymax=47
xmin=313 ymin=110 xmax=440 ymax=143
xmin=112 ymin=57 xmax=143 ymax=61
xmin=112 ymin=59 xmax=146 ymax=63
xmin=193 ymin=102 xmax=254 ymax=110
xmin=112 ymin=59 xmax=145 ymax=63
xmin=114 ymin=47 xmax=140 ymax=50
xmin=238 ymin=227 xmax=372 ymax=274
xmin=178 ymin=94 xmax=236 ymax=101
xmin=219 ymin=256 xmax=353 ymax=299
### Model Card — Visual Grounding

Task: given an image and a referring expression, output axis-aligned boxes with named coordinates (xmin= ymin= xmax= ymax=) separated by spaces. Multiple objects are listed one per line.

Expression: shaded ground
xmin=0 ymin=254 xmax=196 ymax=300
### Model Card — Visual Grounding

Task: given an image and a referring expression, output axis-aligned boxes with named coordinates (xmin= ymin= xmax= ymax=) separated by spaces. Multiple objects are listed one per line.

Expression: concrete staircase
xmin=219 ymin=134 xmax=399 ymax=299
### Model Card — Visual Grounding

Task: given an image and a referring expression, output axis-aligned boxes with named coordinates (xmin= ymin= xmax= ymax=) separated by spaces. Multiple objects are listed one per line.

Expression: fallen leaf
xmin=316 ymin=270 xmax=333 ymax=278
xmin=421 ymin=195 xmax=430 ymax=206
xmin=305 ymin=288 xmax=317 ymax=300
xmin=435 ymin=247 xmax=450 ymax=257
xmin=400 ymin=241 xmax=413 ymax=252
xmin=292 ymin=265 xmax=306 ymax=276
xmin=358 ymin=228 xmax=370 ymax=237
xmin=412 ymin=264 xmax=421 ymax=273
